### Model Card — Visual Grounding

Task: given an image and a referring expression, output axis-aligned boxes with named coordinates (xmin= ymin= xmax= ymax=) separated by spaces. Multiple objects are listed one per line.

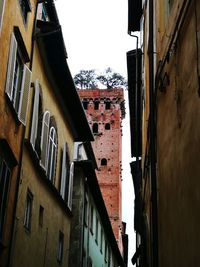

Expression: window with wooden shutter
xmin=5 ymin=33 xmax=18 ymax=99
xmin=67 ymin=161 xmax=74 ymax=210
xmin=18 ymin=64 xmax=32 ymax=125
xmin=40 ymin=111 xmax=50 ymax=170
xmin=30 ymin=80 xmax=40 ymax=148
xmin=5 ymin=31 xmax=31 ymax=125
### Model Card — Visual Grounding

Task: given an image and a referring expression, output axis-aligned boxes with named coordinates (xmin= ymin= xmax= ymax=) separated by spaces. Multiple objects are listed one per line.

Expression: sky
xmin=55 ymin=0 xmax=136 ymax=265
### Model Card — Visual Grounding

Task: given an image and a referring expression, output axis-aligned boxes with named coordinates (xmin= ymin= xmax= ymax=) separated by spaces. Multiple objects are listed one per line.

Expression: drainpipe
xmin=130 ymin=34 xmax=139 ymax=161
xmin=129 ymin=34 xmax=139 ymax=267
xmin=148 ymin=0 xmax=158 ymax=267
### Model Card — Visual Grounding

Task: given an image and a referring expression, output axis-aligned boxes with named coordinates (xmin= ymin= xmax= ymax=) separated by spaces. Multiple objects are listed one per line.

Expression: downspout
xmin=130 ymin=34 xmax=139 ymax=267
xmin=148 ymin=0 xmax=158 ymax=267
xmin=130 ymin=34 xmax=139 ymax=161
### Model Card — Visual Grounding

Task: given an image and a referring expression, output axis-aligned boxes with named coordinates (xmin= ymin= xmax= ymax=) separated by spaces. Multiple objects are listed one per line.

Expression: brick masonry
xmin=78 ymin=88 xmax=125 ymax=250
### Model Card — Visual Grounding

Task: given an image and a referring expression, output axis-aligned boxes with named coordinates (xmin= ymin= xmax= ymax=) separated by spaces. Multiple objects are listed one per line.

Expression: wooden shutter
xmin=40 ymin=111 xmax=50 ymax=170
xmin=67 ymin=162 xmax=74 ymax=210
xmin=30 ymin=80 xmax=40 ymax=148
xmin=18 ymin=65 xmax=32 ymax=125
xmin=5 ymin=32 xmax=17 ymax=99
xmin=60 ymin=144 xmax=67 ymax=199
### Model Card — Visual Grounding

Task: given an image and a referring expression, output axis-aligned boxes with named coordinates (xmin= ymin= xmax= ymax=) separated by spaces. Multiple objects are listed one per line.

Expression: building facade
xmin=0 ymin=0 xmax=36 ymax=266
xmin=127 ymin=0 xmax=200 ymax=266
xmin=78 ymin=89 xmax=126 ymax=251
xmin=0 ymin=1 xmax=93 ymax=267
xmin=69 ymin=142 xmax=125 ymax=267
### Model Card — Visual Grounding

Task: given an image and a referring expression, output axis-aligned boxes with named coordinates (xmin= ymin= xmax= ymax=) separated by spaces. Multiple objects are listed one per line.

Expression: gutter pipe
xmin=148 ymin=0 xmax=158 ymax=267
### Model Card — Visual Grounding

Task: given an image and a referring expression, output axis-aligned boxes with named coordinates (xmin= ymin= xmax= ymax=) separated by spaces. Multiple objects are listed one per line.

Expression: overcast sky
xmin=55 ymin=0 xmax=136 ymax=265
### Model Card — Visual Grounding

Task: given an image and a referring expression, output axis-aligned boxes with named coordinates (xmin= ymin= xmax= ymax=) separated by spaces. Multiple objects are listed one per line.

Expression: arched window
xmin=105 ymin=123 xmax=110 ymax=130
xmin=60 ymin=143 xmax=70 ymax=200
xmin=47 ymin=126 xmax=57 ymax=183
xmin=101 ymin=158 xmax=107 ymax=166
xmin=40 ymin=111 xmax=50 ymax=170
xmin=94 ymin=99 xmax=99 ymax=110
xmin=30 ymin=80 xmax=43 ymax=157
xmin=105 ymin=98 xmax=111 ymax=110
xmin=92 ymin=123 xmax=98 ymax=134
xmin=60 ymin=143 xmax=74 ymax=209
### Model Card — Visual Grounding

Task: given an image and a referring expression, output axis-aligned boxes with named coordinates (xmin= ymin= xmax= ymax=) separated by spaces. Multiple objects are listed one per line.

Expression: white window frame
xmin=60 ymin=143 xmax=70 ymax=199
xmin=67 ymin=162 xmax=74 ymax=210
xmin=5 ymin=32 xmax=32 ymax=125
xmin=40 ymin=111 xmax=50 ymax=170
xmin=47 ymin=126 xmax=57 ymax=183
xmin=30 ymin=80 xmax=40 ymax=149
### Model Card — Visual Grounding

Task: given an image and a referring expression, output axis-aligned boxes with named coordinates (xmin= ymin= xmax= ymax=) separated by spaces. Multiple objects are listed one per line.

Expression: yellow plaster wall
xmin=12 ymin=149 xmax=70 ymax=267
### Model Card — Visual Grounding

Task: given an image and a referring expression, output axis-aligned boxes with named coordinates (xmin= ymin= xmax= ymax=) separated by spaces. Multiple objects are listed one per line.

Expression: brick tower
xmin=78 ymin=88 xmax=125 ymax=249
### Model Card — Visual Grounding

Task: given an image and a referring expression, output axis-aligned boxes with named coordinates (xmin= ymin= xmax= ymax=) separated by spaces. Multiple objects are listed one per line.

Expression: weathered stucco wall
xmin=156 ymin=1 xmax=200 ymax=266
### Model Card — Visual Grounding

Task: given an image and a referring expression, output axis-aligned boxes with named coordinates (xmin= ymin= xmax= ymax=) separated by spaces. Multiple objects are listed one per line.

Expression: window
xmin=95 ymin=216 xmax=99 ymax=244
xmin=5 ymin=32 xmax=32 ymax=125
xmin=105 ymin=99 xmax=111 ymax=110
xmin=19 ymin=0 xmax=31 ymax=24
xmin=105 ymin=240 xmax=108 ymax=262
xmin=40 ymin=111 xmax=50 ymax=170
xmin=84 ymin=196 xmax=88 ymax=226
xmin=39 ymin=205 xmax=44 ymax=227
xmin=47 ymin=127 xmax=57 ymax=183
xmin=0 ymin=158 xmax=11 ymax=240
xmin=60 ymin=143 xmax=70 ymax=198
xmin=37 ymin=3 xmax=49 ymax=21
xmin=94 ymin=99 xmax=99 ymax=110
xmin=0 ymin=0 xmax=5 ymax=32
xmin=60 ymin=144 xmax=74 ymax=210
xmin=90 ymin=205 xmax=94 ymax=234
xmin=24 ymin=190 xmax=33 ymax=231
xmin=101 ymin=158 xmax=107 ymax=166
xmin=100 ymin=228 xmax=103 ymax=253
xmin=92 ymin=123 xmax=98 ymax=134
xmin=105 ymin=123 xmax=110 ymax=130
xmin=30 ymin=80 xmax=43 ymax=154
xmin=57 ymin=231 xmax=64 ymax=264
